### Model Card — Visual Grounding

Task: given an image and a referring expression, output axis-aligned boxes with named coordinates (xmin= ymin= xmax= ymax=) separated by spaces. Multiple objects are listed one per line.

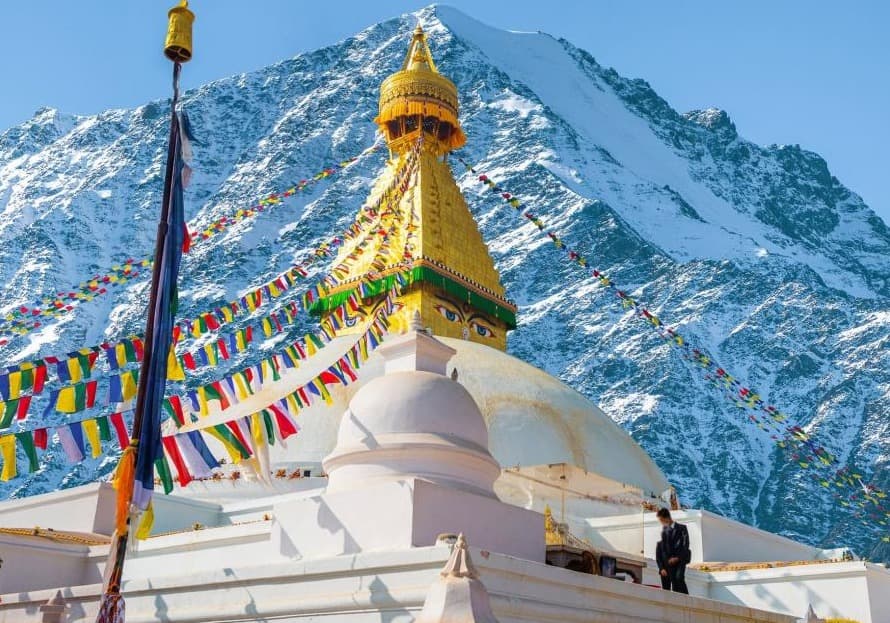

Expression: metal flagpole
xmin=95 ymin=4 xmax=194 ymax=622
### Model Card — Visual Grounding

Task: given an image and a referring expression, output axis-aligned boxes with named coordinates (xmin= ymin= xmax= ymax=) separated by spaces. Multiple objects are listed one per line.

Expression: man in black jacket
xmin=655 ymin=508 xmax=691 ymax=594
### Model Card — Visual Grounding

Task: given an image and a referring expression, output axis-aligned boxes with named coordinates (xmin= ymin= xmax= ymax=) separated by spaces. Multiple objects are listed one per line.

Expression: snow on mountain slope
xmin=0 ymin=5 xmax=887 ymax=558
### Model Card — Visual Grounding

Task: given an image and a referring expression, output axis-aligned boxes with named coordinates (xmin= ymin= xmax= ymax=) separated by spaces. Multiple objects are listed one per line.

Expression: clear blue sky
xmin=2 ymin=1 xmax=887 ymax=218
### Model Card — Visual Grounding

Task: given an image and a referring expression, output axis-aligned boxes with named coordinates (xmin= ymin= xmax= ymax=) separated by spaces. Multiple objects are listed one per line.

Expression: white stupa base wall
xmin=272 ymin=477 xmax=544 ymax=563
xmin=708 ymin=561 xmax=890 ymax=623
xmin=0 ymin=544 xmax=795 ymax=623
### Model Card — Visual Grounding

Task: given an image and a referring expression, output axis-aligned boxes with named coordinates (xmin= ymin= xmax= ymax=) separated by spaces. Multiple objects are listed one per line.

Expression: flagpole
xmin=95 ymin=4 xmax=194 ymax=622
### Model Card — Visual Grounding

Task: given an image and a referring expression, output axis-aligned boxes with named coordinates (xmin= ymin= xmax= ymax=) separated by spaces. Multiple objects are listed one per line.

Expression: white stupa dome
xmin=323 ymin=328 xmax=501 ymax=497
xmin=330 ymin=371 xmax=490 ymax=453
xmin=185 ymin=335 xmax=670 ymax=497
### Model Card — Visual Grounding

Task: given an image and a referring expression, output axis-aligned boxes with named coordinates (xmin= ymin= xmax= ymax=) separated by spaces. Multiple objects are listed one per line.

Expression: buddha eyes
xmin=433 ymin=302 xmax=496 ymax=339
xmin=435 ymin=304 xmax=460 ymax=323
xmin=470 ymin=321 xmax=494 ymax=338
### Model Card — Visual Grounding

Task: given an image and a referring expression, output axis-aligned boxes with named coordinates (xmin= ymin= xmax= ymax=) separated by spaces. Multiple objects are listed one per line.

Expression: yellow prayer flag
xmin=66 ymin=357 xmax=83 ymax=383
xmin=205 ymin=428 xmax=241 ymax=463
xmin=0 ymin=436 xmax=17 ymax=481
xmin=196 ymin=387 xmax=209 ymax=417
xmin=56 ymin=386 xmax=78 ymax=413
xmin=305 ymin=335 xmax=317 ymax=357
xmin=121 ymin=371 xmax=138 ymax=401
xmin=204 ymin=344 xmax=217 ymax=367
xmin=285 ymin=393 xmax=301 ymax=416
xmin=251 ymin=413 xmax=266 ymax=448
xmin=313 ymin=379 xmax=333 ymax=406
xmin=167 ymin=348 xmax=185 ymax=381
xmin=82 ymin=419 xmax=102 ymax=458
xmin=113 ymin=342 xmax=126 ymax=366
xmin=135 ymin=501 xmax=155 ymax=540
xmin=8 ymin=371 xmax=21 ymax=399
xmin=233 ymin=374 xmax=250 ymax=400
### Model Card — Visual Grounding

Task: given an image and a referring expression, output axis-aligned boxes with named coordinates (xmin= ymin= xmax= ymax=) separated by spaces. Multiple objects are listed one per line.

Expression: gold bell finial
xmin=164 ymin=0 xmax=195 ymax=63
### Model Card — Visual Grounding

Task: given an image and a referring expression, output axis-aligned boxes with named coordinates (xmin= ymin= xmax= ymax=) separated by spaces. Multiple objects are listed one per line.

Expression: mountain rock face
xmin=0 ymin=6 xmax=886 ymax=558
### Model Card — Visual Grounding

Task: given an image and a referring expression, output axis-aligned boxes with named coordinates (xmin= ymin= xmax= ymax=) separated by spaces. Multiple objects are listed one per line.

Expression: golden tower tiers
xmin=311 ymin=25 xmax=516 ymax=351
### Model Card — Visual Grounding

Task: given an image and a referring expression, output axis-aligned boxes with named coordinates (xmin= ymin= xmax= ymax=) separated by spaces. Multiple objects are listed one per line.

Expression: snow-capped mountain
xmin=1 ymin=6 xmax=887 ymax=558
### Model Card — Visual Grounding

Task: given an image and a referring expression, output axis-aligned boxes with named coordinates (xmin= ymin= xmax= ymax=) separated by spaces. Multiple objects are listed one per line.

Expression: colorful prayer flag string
xmin=0 ymin=146 xmax=422 ymax=418
xmin=455 ymin=155 xmax=890 ymax=531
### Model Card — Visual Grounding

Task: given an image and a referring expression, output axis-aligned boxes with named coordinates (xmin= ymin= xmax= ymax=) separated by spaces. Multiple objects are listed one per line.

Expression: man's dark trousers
xmin=660 ymin=563 xmax=688 ymax=594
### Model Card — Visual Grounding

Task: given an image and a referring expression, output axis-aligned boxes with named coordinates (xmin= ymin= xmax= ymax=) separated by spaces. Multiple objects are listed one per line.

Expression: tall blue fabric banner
xmin=132 ymin=113 xmax=189 ymax=510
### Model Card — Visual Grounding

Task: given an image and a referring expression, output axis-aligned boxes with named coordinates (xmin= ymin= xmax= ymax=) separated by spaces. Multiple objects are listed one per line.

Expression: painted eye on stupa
xmin=434 ymin=304 xmax=460 ymax=323
xmin=469 ymin=321 xmax=495 ymax=339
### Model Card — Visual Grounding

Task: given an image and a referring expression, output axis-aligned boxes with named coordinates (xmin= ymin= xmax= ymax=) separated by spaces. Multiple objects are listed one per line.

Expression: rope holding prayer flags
xmin=0 ymin=148 xmax=415 ymax=417
xmin=455 ymin=155 xmax=890 ymax=532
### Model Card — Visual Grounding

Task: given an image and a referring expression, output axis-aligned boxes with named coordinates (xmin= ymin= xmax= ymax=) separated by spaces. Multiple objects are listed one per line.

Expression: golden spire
xmin=314 ymin=26 xmax=514 ymax=350
xmin=376 ymin=24 xmax=466 ymax=155
xmin=403 ymin=24 xmax=438 ymax=72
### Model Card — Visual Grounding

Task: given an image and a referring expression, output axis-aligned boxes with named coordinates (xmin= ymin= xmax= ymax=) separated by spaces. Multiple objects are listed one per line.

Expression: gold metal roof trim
xmin=0 ymin=527 xmax=110 ymax=546
xmin=692 ymin=558 xmax=844 ymax=572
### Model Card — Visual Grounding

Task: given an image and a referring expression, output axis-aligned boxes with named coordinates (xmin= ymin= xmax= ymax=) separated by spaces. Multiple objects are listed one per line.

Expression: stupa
xmin=0 ymin=24 xmax=887 ymax=623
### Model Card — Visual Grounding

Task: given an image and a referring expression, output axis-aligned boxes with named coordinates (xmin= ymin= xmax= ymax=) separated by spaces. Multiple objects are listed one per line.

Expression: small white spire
xmin=410 ymin=309 xmax=424 ymax=332
xmin=441 ymin=533 xmax=477 ymax=578
xmin=39 ymin=590 xmax=67 ymax=623
xmin=798 ymin=605 xmax=825 ymax=623
xmin=416 ymin=534 xmax=499 ymax=623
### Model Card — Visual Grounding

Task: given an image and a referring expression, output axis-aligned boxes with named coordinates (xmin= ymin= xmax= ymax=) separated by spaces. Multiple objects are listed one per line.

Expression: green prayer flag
xmin=74 ymin=383 xmax=86 ymax=411
xmin=155 ymin=454 xmax=174 ymax=494
xmin=15 ymin=432 xmax=39 ymax=473
xmin=268 ymin=358 xmax=281 ymax=382
xmin=97 ymin=416 xmax=112 ymax=442
xmin=0 ymin=400 xmax=17 ymax=429
xmin=76 ymin=352 xmax=93 ymax=379
xmin=203 ymin=383 xmax=224 ymax=403
xmin=20 ymin=368 xmax=33 ymax=392
xmin=212 ymin=424 xmax=251 ymax=459
xmin=261 ymin=410 xmax=275 ymax=446
xmin=123 ymin=339 xmax=138 ymax=363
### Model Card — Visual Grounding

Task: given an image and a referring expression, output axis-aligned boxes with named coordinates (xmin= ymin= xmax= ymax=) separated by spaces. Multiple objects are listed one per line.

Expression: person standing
xmin=655 ymin=507 xmax=691 ymax=594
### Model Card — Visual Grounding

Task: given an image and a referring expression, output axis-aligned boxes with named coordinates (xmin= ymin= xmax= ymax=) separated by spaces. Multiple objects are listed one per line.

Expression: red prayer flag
xmin=166 ymin=395 xmax=186 ymax=426
xmin=225 ymin=420 xmax=252 ymax=453
xmin=133 ymin=338 xmax=145 ymax=362
xmin=85 ymin=380 xmax=98 ymax=408
xmin=33 ymin=365 xmax=47 ymax=394
xmin=319 ymin=370 xmax=339 ymax=385
xmin=33 ymin=428 xmax=48 ymax=450
xmin=269 ymin=404 xmax=299 ymax=440
xmin=162 ymin=436 xmax=192 ymax=487
xmin=15 ymin=395 xmax=32 ymax=420
xmin=109 ymin=412 xmax=129 ymax=449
